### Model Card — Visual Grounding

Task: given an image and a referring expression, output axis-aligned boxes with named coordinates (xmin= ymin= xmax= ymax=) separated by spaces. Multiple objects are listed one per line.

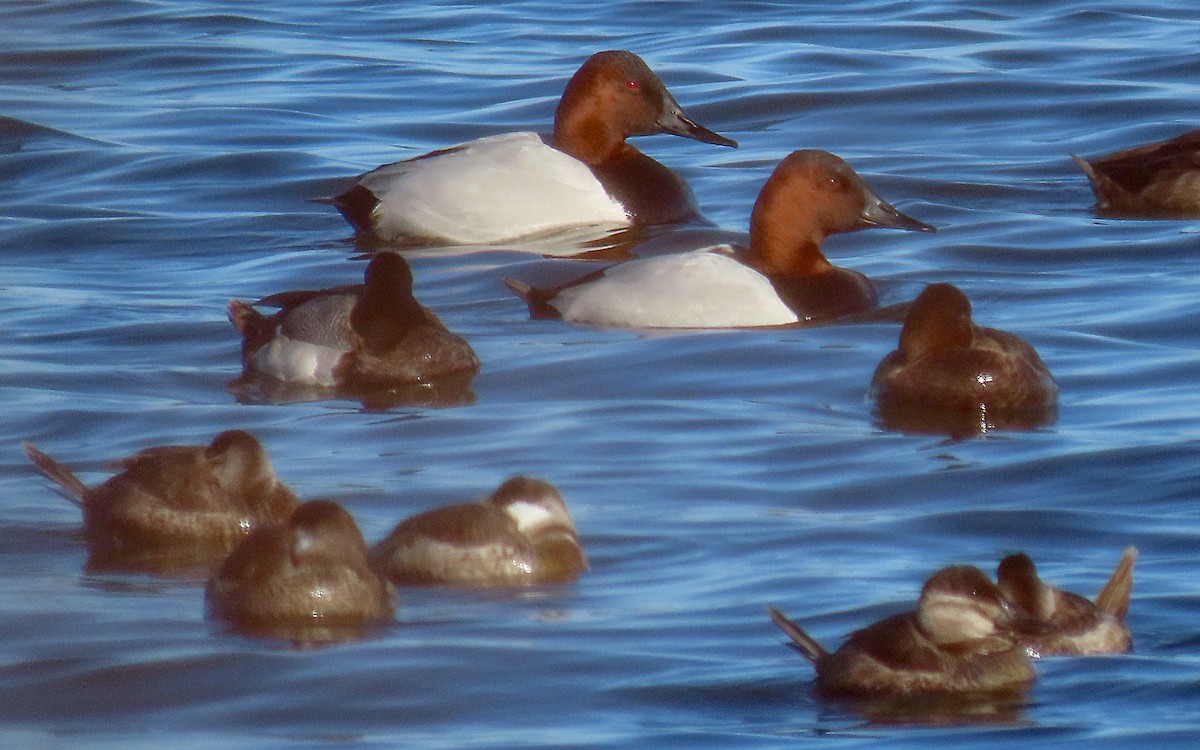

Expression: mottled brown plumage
xmin=24 ymin=430 xmax=299 ymax=573
xmin=871 ymin=282 xmax=1057 ymax=432
xmin=369 ymin=476 xmax=586 ymax=587
xmin=770 ymin=566 xmax=1035 ymax=698
xmin=1075 ymin=129 xmax=1200 ymax=216
xmin=998 ymin=547 xmax=1136 ymax=656
xmin=207 ymin=500 xmax=394 ymax=642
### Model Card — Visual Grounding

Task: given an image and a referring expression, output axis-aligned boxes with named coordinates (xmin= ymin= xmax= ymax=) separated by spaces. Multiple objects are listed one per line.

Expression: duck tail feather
xmin=503 ymin=278 xmax=562 ymax=320
xmin=767 ymin=606 xmax=828 ymax=662
xmin=1095 ymin=546 xmax=1137 ymax=621
xmin=22 ymin=442 xmax=86 ymax=505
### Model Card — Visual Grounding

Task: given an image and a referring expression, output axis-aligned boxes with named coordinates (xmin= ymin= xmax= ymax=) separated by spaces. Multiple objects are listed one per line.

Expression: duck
xmin=23 ymin=430 xmax=299 ymax=573
xmin=206 ymin=499 xmax=394 ymax=639
xmin=768 ymin=565 xmax=1034 ymax=698
xmin=327 ymin=50 xmax=737 ymax=245
xmin=368 ymin=475 xmax=586 ymax=587
xmin=228 ymin=252 xmax=479 ymax=392
xmin=1073 ymin=129 xmax=1200 ymax=216
xmin=997 ymin=547 xmax=1136 ymax=656
xmin=505 ymin=149 xmax=934 ymax=329
xmin=870 ymin=282 xmax=1057 ymax=430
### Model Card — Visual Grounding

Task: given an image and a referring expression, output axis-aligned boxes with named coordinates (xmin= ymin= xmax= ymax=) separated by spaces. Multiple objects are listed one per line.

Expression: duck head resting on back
xmin=368 ymin=475 xmax=586 ymax=587
xmin=206 ymin=499 xmax=394 ymax=641
xmin=768 ymin=565 xmax=1035 ymax=699
xmin=23 ymin=430 xmax=299 ymax=573
xmin=870 ymin=282 xmax=1057 ymax=432
xmin=997 ymin=547 xmax=1136 ymax=656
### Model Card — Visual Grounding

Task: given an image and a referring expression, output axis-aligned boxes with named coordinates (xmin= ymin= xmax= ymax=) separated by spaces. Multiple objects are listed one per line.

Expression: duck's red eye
xmin=625 ymin=79 xmax=639 ymax=90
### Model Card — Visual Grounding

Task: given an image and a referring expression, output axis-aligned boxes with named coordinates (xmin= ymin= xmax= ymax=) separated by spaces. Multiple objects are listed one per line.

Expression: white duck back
xmin=363 ymin=133 xmax=630 ymax=244
xmin=551 ymin=248 xmax=800 ymax=328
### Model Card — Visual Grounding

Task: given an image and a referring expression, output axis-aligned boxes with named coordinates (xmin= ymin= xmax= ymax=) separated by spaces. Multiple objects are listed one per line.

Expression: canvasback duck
xmin=768 ymin=565 xmax=1034 ymax=698
xmin=998 ymin=547 xmax=1136 ymax=656
xmin=505 ymin=149 xmax=934 ymax=328
xmin=207 ymin=500 xmax=394 ymax=640
xmin=228 ymin=253 xmax=479 ymax=393
xmin=23 ymin=430 xmax=299 ymax=573
xmin=1074 ymin=129 xmax=1200 ymax=216
xmin=870 ymin=282 xmax=1057 ymax=430
xmin=369 ymin=475 xmax=586 ymax=587
xmin=328 ymin=50 xmax=737 ymax=245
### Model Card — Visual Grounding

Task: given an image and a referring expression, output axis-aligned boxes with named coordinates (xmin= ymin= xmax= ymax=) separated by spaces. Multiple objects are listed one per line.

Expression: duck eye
xmin=625 ymin=79 xmax=639 ymax=91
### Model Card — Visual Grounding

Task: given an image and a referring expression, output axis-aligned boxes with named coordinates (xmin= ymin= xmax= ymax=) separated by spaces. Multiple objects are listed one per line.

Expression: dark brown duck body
xmin=207 ymin=500 xmax=394 ymax=639
xmin=229 ymin=253 xmax=479 ymax=393
xmin=871 ymin=283 xmax=1057 ymax=431
xmin=769 ymin=566 xmax=1034 ymax=698
xmin=1074 ymin=129 xmax=1200 ymax=216
xmin=369 ymin=476 xmax=586 ymax=586
xmin=23 ymin=430 xmax=299 ymax=572
xmin=998 ymin=547 xmax=1136 ymax=656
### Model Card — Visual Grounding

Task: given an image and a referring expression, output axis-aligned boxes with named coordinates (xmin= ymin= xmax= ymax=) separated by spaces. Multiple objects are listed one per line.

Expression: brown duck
xmin=998 ymin=547 xmax=1136 ymax=656
xmin=369 ymin=476 xmax=586 ymax=587
xmin=24 ymin=430 xmax=299 ymax=573
xmin=1074 ymin=130 xmax=1200 ymax=216
xmin=769 ymin=565 xmax=1035 ymax=698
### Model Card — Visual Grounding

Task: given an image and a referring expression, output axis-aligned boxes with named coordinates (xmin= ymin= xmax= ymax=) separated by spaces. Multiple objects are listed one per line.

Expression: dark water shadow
xmin=874 ymin=401 xmax=1059 ymax=439
xmin=227 ymin=372 xmax=477 ymax=411
xmin=826 ymin=688 xmax=1030 ymax=727
xmin=207 ymin=615 xmax=396 ymax=649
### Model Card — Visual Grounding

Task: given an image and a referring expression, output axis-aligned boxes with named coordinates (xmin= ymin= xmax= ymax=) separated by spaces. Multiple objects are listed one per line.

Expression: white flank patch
xmin=253 ymin=335 xmax=345 ymax=387
xmin=366 ymin=132 xmax=629 ymax=244
xmin=553 ymin=249 xmax=800 ymax=328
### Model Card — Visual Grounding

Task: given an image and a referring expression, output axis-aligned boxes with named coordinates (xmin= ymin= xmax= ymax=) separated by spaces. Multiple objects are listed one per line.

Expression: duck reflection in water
xmin=228 ymin=253 xmax=478 ymax=409
xmin=206 ymin=500 xmax=395 ymax=646
xmin=870 ymin=282 xmax=1057 ymax=436
xmin=999 ymin=547 xmax=1136 ymax=657
xmin=768 ymin=565 xmax=1034 ymax=724
xmin=23 ymin=430 xmax=299 ymax=575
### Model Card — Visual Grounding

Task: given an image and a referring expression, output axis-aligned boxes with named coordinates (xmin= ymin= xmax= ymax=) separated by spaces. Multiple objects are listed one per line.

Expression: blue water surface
xmin=2 ymin=1 xmax=1200 ymax=747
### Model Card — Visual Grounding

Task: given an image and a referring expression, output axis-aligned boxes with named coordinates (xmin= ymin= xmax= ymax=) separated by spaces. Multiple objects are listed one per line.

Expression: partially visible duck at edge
xmin=369 ymin=475 xmax=586 ymax=587
xmin=1074 ymin=129 xmax=1200 ymax=216
xmin=23 ymin=430 xmax=299 ymax=573
xmin=207 ymin=500 xmax=394 ymax=642
xmin=998 ymin=547 xmax=1136 ymax=657
xmin=870 ymin=282 xmax=1057 ymax=432
xmin=327 ymin=50 xmax=737 ymax=245
xmin=229 ymin=253 xmax=479 ymax=393
xmin=506 ymin=149 xmax=934 ymax=329
xmin=768 ymin=565 xmax=1035 ymax=699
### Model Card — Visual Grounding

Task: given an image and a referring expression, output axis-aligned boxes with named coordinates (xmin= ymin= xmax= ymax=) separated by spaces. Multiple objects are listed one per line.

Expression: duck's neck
xmin=745 ymin=198 xmax=833 ymax=278
xmin=352 ymin=288 xmax=425 ymax=351
xmin=553 ymin=97 xmax=631 ymax=165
